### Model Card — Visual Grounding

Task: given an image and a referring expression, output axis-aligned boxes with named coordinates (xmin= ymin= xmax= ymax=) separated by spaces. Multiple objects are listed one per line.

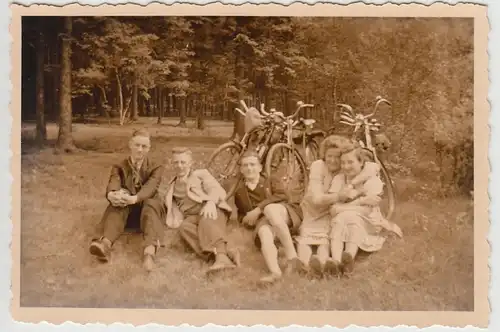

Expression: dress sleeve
xmin=305 ymin=160 xmax=338 ymax=206
xmin=350 ymin=161 xmax=380 ymax=187
xmin=363 ymin=176 xmax=384 ymax=197
xmin=327 ymin=174 xmax=345 ymax=194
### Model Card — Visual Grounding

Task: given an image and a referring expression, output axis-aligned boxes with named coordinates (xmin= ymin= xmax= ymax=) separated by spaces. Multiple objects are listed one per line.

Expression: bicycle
xmin=262 ymin=102 xmax=316 ymax=199
xmin=334 ymin=96 xmax=396 ymax=221
xmin=291 ymin=117 xmax=327 ymax=167
xmin=206 ymin=100 xmax=314 ymax=198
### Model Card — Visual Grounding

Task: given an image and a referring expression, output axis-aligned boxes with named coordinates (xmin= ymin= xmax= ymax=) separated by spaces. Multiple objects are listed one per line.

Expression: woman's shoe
xmin=340 ymin=252 xmax=354 ymax=275
xmin=309 ymin=255 xmax=324 ymax=277
xmin=324 ymin=258 xmax=341 ymax=277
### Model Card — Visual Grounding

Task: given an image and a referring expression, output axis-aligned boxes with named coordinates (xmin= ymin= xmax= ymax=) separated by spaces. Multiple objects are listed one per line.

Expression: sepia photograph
xmin=10 ymin=2 xmax=489 ymax=328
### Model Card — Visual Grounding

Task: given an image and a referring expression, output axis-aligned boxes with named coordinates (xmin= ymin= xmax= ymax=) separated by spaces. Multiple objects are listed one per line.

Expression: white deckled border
xmin=2 ymin=0 xmax=497 ymax=331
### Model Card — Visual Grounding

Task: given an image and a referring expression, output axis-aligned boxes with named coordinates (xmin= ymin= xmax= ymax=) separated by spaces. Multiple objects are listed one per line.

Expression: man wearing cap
xmin=142 ymin=147 xmax=240 ymax=274
xmin=234 ymin=151 xmax=305 ymax=284
xmin=89 ymin=129 xmax=165 ymax=271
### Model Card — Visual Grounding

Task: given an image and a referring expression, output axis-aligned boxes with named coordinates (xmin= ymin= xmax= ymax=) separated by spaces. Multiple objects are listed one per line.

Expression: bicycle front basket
xmin=244 ymin=108 xmax=263 ymax=133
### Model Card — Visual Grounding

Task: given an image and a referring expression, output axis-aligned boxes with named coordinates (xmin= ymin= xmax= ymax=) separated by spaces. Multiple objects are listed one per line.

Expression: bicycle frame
xmin=352 ymin=117 xmax=377 ymax=159
xmin=337 ymin=96 xmax=391 ymax=162
xmin=236 ymin=100 xmax=315 ymax=155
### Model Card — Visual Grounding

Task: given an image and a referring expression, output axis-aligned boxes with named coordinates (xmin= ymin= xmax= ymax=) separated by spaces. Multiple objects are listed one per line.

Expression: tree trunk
xmin=177 ymin=95 xmax=187 ymax=127
xmin=98 ymin=85 xmax=111 ymax=124
xmin=94 ymin=87 xmax=103 ymax=116
xmin=131 ymin=73 xmax=138 ymax=121
xmin=115 ymin=69 xmax=125 ymax=125
xmin=56 ymin=17 xmax=76 ymax=153
xmin=196 ymin=95 xmax=205 ymax=130
xmin=151 ymin=87 xmax=156 ymax=116
xmin=157 ymin=88 xmax=163 ymax=124
xmin=145 ymin=92 xmax=151 ymax=116
xmin=35 ymin=19 xmax=47 ymax=145
xmin=230 ymin=48 xmax=245 ymax=140
xmin=166 ymin=90 xmax=171 ymax=115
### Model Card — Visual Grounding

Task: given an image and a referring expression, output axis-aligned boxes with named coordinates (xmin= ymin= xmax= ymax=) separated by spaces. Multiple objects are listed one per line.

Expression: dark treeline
xmin=21 ymin=16 xmax=473 ymax=193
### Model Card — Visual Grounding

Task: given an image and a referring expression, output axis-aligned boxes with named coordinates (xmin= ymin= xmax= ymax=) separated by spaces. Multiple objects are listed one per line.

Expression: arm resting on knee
xmin=136 ymin=165 xmax=164 ymax=203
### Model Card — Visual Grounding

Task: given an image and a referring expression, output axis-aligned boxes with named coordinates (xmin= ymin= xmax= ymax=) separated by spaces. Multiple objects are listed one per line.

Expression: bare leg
xmin=297 ymin=243 xmax=312 ymax=267
xmin=345 ymin=242 xmax=359 ymax=259
xmin=341 ymin=224 xmax=361 ymax=275
xmin=263 ymin=204 xmax=297 ymax=260
xmin=330 ymin=223 xmax=344 ymax=263
xmin=345 ymin=223 xmax=361 ymax=259
xmin=316 ymin=244 xmax=329 ymax=265
xmin=258 ymin=225 xmax=282 ymax=277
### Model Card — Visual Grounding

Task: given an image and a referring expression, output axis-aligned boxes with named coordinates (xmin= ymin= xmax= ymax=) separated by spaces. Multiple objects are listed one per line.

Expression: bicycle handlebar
xmin=260 ymin=103 xmax=271 ymax=116
xmin=367 ymin=96 xmax=391 ymax=117
xmin=291 ymin=101 xmax=315 ymax=119
xmin=234 ymin=108 xmax=246 ymax=117
xmin=236 ymin=100 xmax=314 ymax=124
xmin=336 ymin=96 xmax=391 ymax=120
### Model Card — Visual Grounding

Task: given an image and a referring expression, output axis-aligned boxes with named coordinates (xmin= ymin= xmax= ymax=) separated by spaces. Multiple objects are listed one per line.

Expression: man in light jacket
xmin=143 ymin=147 xmax=239 ymax=274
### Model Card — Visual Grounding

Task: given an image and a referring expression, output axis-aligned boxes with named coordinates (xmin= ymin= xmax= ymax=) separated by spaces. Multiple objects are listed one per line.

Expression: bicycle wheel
xmin=206 ymin=141 xmax=243 ymax=198
xmin=363 ymin=148 xmax=396 ymax=221
xmin=264 ymin=143 xmax=308 ymax=202
xmin=304 ymin=139 xmax=320 ymax=167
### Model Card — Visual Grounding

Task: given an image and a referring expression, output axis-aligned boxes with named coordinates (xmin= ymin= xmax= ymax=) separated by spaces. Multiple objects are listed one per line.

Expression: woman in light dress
xmin=296 ymin=135 xmax=396 ymax=276
xmin=295 ymin=135 xmax=354 ymax=275
xmin=326 ymin=141 xmax=403 ymax=275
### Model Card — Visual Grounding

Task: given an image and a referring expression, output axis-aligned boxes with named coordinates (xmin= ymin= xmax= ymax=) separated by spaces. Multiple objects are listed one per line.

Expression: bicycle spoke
xmin=267 ymin=146 xmax=307 ymax=200
xmin=207 ymin=145 xmax=241 ymax=190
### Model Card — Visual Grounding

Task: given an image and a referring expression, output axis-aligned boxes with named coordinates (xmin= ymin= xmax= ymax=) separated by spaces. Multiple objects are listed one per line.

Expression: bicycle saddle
xmin=301 ymin=119 xmax=316 ymax=126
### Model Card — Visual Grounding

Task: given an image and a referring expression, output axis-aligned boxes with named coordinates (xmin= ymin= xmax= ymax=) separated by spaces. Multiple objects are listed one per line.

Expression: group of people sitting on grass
xmin=89 ymin=128 xmax=403 ymax=285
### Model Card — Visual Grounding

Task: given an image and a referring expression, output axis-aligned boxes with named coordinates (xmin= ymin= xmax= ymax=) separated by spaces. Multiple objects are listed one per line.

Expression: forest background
xmin=22 ymin=16 xmax=473 ymax=193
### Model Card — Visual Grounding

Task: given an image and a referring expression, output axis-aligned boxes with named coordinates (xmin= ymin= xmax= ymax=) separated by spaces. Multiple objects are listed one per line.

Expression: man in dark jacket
xmin=234 ymin=151 xmax=305 ymax=284
xmin=89 ymin=129 xmax=164 ymax=271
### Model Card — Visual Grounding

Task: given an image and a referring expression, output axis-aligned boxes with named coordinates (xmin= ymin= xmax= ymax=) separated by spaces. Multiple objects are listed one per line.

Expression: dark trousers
xmin=100 ymin=198 xmax=165 ymax=248
xmin=178 ymin=206 xmax=230 ymax=260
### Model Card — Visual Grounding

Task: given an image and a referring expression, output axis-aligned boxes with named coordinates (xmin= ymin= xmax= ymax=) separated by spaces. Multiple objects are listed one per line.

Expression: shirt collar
xmin=244 ymin=176 xmax=261 ymax=190
xmin=129 ymin=157 xmax=144 ymax=170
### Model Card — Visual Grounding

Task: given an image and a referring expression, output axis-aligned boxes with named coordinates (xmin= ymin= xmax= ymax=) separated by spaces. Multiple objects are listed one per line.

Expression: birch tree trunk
xmin=115 ymin=69 xmax=125 ymax=125
xmin=131 ymin=72 xmax=139 ymax=121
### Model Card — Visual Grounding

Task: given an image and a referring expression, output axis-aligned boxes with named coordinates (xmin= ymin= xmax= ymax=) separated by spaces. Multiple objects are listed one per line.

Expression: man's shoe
xmin=206 ymin=253 xmax=236 ymax=275
xmin=89 ymin=237 xmax=111 ymax=262
xmin=258 ymin=273 xmax=282 ymax=286
xmin=143 ymin=254 xmax=155 ymax=272
xmin=143 ymin=245 xmax=157 ymax=272
xmin=227 ymin=248 xmax=241 ymax=267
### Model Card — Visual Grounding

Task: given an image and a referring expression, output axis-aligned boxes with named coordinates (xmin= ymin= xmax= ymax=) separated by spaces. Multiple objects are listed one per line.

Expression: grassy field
xmin=19 ymin=119 xmax=474 ymax=310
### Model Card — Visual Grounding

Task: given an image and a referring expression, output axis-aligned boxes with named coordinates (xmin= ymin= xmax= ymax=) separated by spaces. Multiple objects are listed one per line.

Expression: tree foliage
xmin=23 ymin=16 xmax=474 ymax=193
